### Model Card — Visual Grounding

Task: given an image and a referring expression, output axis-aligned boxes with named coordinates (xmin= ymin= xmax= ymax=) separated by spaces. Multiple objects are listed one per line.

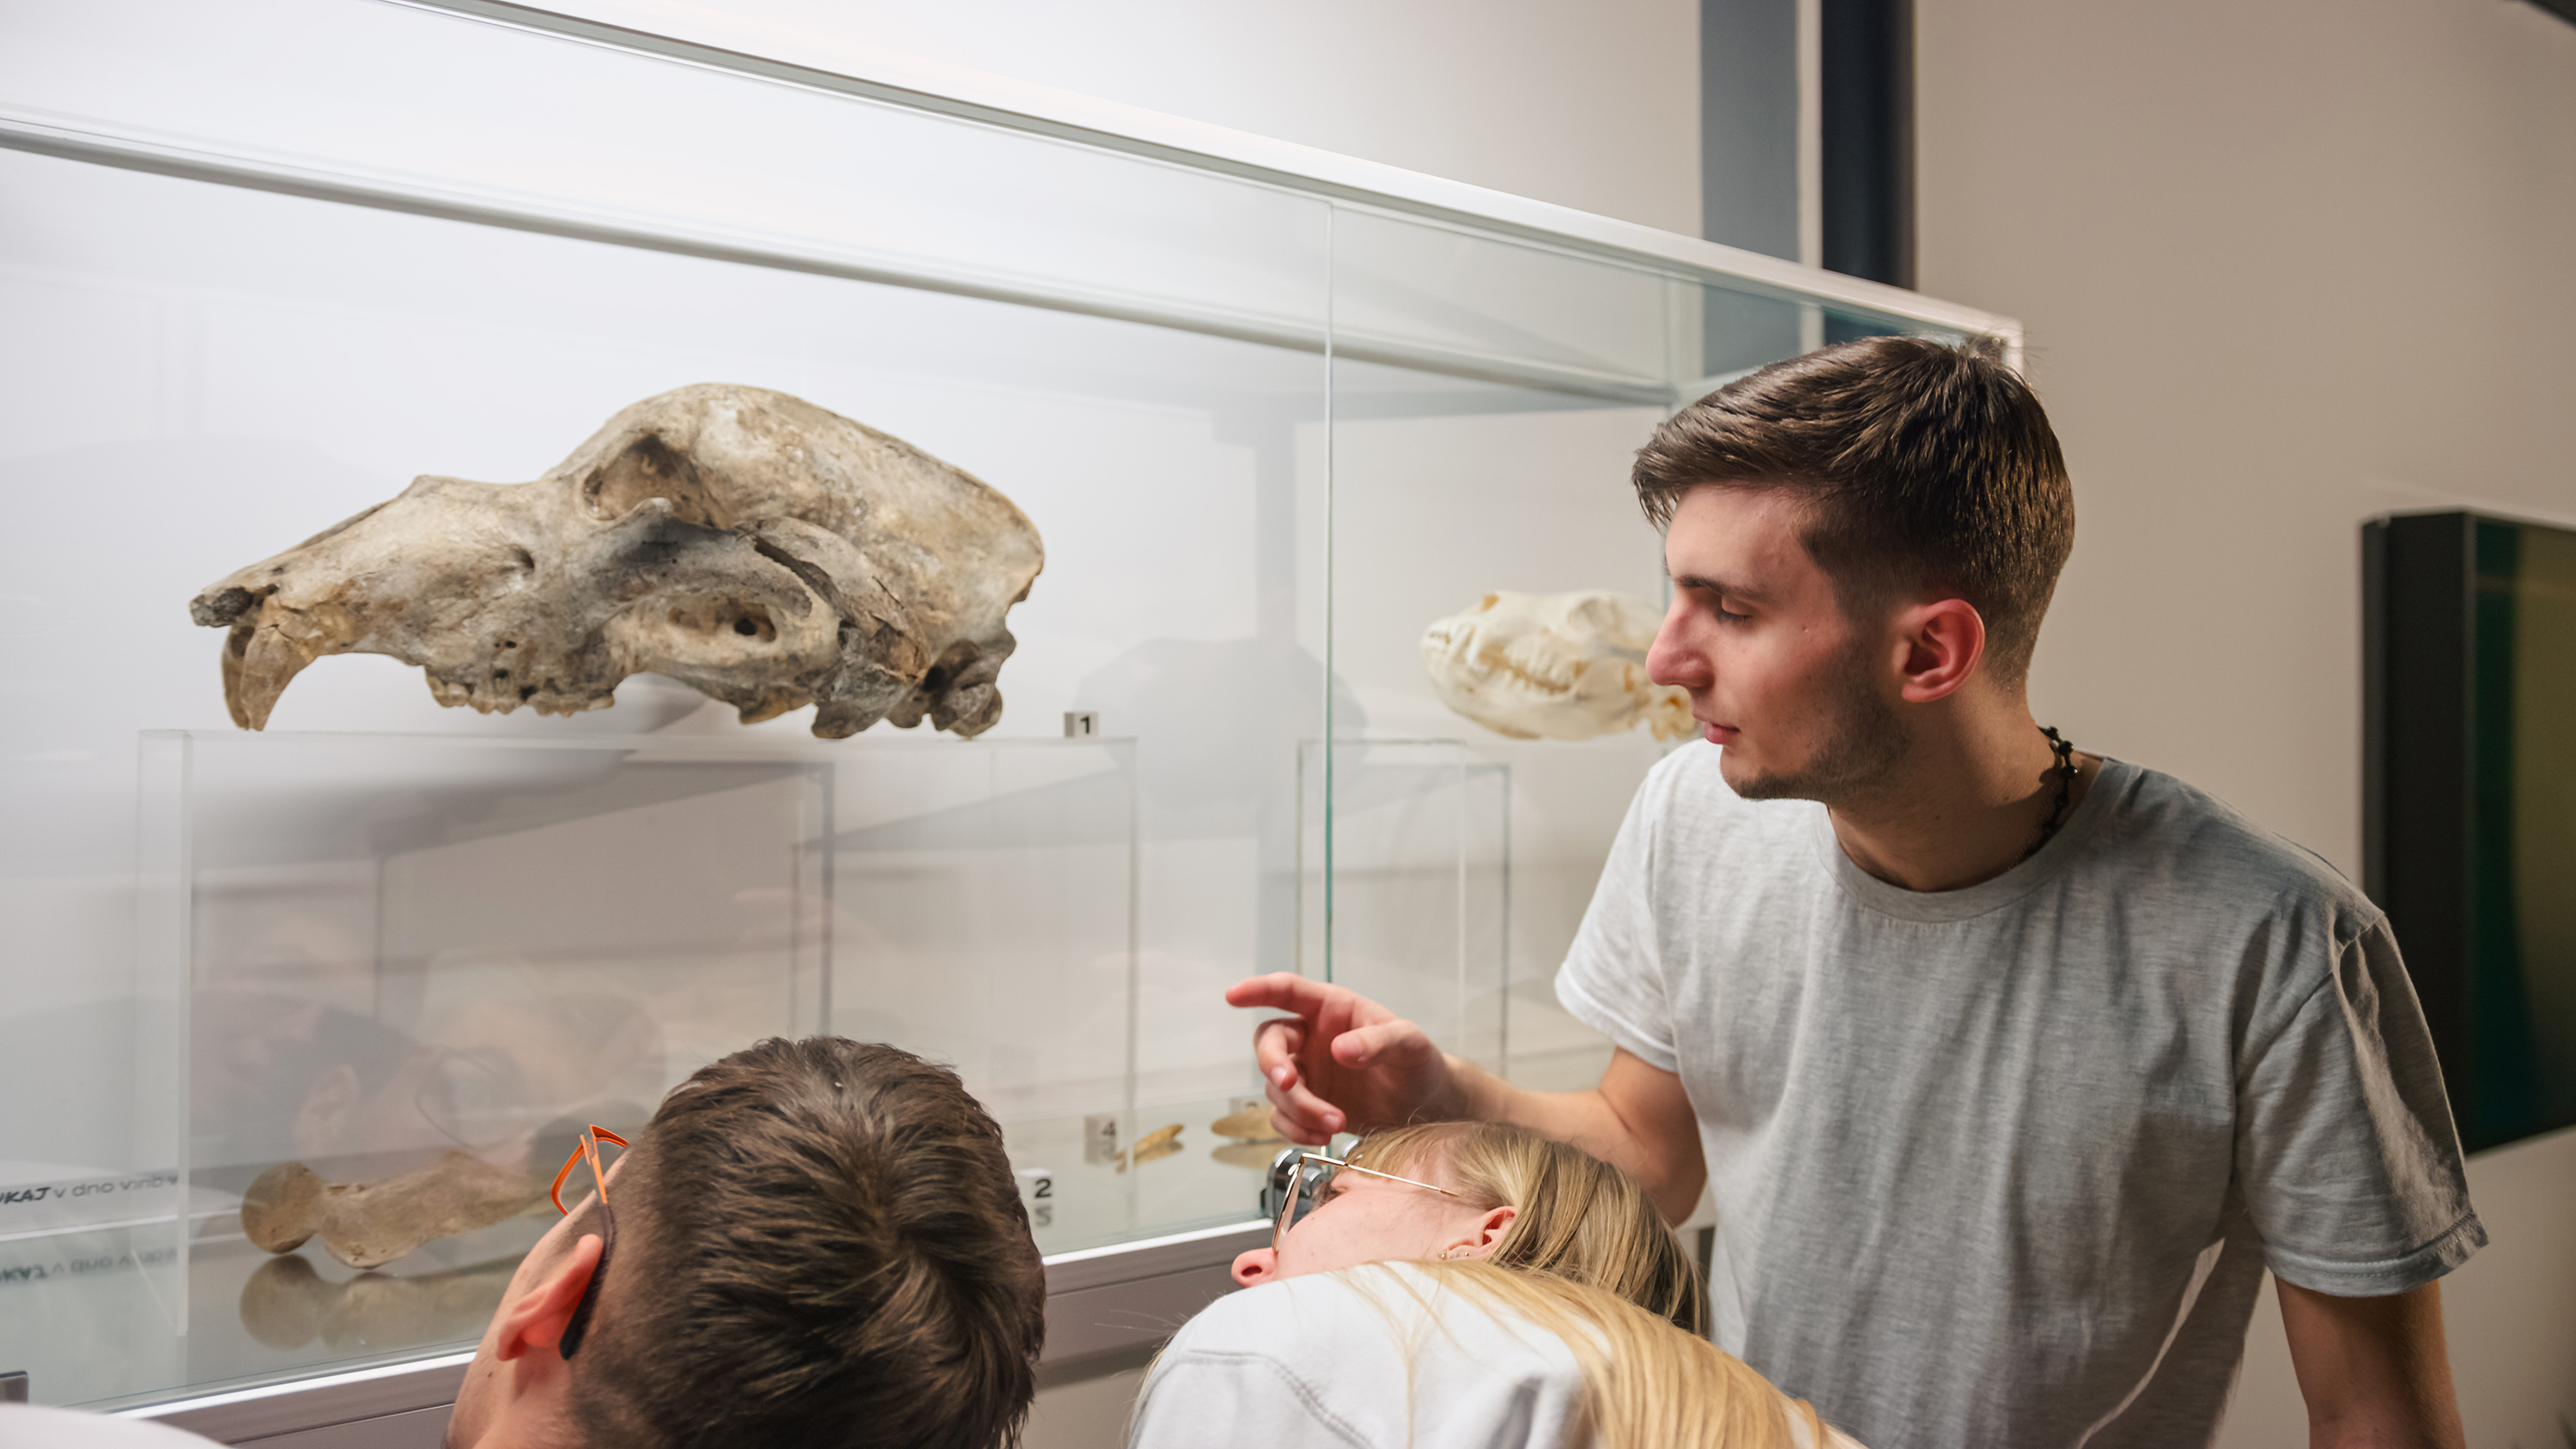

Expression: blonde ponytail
xmin=1348 ymin=1121 xmax=1704 ymax=1333
xmin=1350 ymin=1260 xmax=1843 ymax=1449
xmin=1345 ymin=1122 xmax=1850 ymax=1446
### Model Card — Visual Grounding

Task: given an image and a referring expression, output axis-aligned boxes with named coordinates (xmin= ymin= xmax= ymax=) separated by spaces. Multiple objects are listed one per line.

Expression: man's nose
xmin=1230 ymin=1247 xmax=1279 ymax=1287
xmin=1647 ymin=602 xmax=1709 ymax=689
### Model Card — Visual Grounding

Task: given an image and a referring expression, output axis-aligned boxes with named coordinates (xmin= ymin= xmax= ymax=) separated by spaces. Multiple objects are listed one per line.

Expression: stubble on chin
xmin=1718 ymin=652 xmax=1910 ymax=808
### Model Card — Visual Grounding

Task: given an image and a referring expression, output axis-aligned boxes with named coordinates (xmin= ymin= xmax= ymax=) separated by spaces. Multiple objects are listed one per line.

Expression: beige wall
xmin=1917 ymin=0 xmax=2576 ymax=869
xmin=1913 ymin=0 xmax=2576 ymax=1440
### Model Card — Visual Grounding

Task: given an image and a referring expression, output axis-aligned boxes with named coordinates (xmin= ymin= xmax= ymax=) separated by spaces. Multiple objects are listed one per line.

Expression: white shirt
xmin=1127 ymin=1264 xmax=1857 ymax=1449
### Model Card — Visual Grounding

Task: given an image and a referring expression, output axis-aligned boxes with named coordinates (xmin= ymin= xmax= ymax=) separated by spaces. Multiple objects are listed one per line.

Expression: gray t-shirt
xmin=1557 ymin=747 xmax=2483 ymax=1448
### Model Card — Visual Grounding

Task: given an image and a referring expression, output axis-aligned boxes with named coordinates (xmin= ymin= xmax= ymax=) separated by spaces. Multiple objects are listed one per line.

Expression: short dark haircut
xmin=1633 ymin=336 xmax=2075 ymax=684
xmin=566 ymin=1038 xmax=1046 ymax=1449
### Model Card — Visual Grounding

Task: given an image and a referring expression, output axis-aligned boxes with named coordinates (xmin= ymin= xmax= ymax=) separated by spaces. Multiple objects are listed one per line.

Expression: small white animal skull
xmin=190 ymin=385 xmax=1043 ymax=738
xmin=1420 ymin=590 xmax=1691 ymax=743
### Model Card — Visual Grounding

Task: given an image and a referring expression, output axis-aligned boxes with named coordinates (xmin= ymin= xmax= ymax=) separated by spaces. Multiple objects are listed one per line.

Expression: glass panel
xmin=1685 ymin=279 xmax=1970 ymax=400
xmin=59 ymin=731 xmax=829 ymax=1407
xmin=1323 ymin=214 xmax=1680 ymax=1091
xmin=2470 ymin=519 xmax=2576 ymax=1149
xmin=1330 ymin=209 xmax=1672 ymax=403
xmin=0 ymin=731 xmax=1151 ymax=1408
xmin=0 ymin=0 xmax=1330 ymax=344
xmin=1321 ymin=385 xmax=1666 ymax=1085
xmin=1299 ymin=740 xmax=1509 ymax=1069
xmin=0 ymin=94 xmax=1325 ymax=1408
xmin=825 ymin=737 xmax=1167 ymax=1255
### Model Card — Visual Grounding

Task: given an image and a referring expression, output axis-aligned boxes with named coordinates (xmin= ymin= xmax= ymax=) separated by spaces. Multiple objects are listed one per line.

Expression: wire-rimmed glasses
xmin=548 ymin=1125 xmax=627 ymax=1358
xmin=1266 ymin=1140 xmax=1463 ymax=1252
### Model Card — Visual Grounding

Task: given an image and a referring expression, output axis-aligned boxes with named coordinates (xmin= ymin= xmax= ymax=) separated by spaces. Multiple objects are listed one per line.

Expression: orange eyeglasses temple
xmin=550 ymin=1126 xmax=629 ymax=1216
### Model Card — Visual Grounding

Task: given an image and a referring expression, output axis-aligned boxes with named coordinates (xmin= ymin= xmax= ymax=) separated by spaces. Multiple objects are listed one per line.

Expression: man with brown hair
xmin=444 ymin=1037 xmax=1046 ymax=1449
xmin=1235 ymin=338 xmax=2481 ymax=1446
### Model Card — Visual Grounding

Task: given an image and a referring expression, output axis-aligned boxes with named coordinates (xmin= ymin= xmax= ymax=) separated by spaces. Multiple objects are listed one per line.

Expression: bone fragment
xmin=1210 ymin=1106 xmax=1282 ymax=1142
xmin=240 ymin=1152 xmax=551 ymax=1270
xmin=1115 ymin=1123 xmax=1184 ymax=1173
xmin=1420 ymin=590 xmax=1692 ymax=743
xmin=1211 ymin=1140 xmax=1288 ymax=1170
xmin=190 ymin=385 xmax=1043 ymax=739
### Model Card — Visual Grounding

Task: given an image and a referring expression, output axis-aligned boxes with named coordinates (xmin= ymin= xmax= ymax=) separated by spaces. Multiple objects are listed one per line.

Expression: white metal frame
xmin=0 ymin=0 xmax=2020 ymax=380
xmin=407 ymin=0 xmax=2016 ymax=346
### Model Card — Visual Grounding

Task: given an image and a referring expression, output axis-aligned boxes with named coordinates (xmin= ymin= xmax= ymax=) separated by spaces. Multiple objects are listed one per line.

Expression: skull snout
xmin=191 ymin=585 xmax=259 ymax=628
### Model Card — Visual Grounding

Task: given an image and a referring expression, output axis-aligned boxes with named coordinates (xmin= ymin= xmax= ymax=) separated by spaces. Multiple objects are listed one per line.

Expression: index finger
xmin=1253 ymin=1017 xmax=1305 ymax=1081
xmin=1225 ymin=973 xmax=1342 ymax=1016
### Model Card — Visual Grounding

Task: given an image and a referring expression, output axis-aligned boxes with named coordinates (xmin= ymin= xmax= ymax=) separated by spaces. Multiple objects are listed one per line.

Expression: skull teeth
xmin=427 ymin=672 xmax=609 ymax=717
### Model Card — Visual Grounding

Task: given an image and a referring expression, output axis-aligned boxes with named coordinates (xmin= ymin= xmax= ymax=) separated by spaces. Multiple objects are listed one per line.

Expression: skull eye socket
xmin=583 ymin=433 xmax=726 ymax=527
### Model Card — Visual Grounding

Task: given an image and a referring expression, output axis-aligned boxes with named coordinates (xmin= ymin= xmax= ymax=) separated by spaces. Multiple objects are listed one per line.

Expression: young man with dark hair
xmin=1234 ymin=338 xmax=2480 ymax=1446
xmin=445 ymin=1037 xmax=1047 ymax=1449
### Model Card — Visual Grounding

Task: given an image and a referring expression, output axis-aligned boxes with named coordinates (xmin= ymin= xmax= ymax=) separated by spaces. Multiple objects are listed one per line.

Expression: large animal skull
xmin=1420 ymin=590 xmax=1691 ymax=743
xmin=190 ymin=385 xmax=1043 ymax=738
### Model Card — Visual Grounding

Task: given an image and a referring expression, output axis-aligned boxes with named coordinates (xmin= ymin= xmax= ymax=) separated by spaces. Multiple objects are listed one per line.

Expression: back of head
xmin=1352 ymin=1121 xmax=1704 ymax=1334
xmin=1632 ymin=336 xmax=2074 ymax=685
xmin=567 ymin=1038 xmax=1046 ymax=1449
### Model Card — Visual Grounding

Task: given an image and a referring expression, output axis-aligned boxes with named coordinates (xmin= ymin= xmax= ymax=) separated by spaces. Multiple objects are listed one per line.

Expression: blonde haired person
xmin=1129 ymin=1122 xmax=1858 ymax=1449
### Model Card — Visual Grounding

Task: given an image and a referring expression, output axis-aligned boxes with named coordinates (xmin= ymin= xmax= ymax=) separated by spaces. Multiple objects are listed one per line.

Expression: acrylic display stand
xmin=12 ymin=729 xmax=1169 ymax=1409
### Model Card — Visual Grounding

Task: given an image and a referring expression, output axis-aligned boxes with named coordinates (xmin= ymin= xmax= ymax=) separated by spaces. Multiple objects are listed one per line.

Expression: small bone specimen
xmin=239 ymin=1252 xmax=517 ymax=1352
xmin=240 ymin=1152 xmax=550 ymax=1270
xmin=1115 ymin=1123 xmax=1184 ymax=1173
xmin=1211 ymin=1140 xmax=1288 ymax=1170
xmin=1208 ymin=1103 xmax=1285 ymax=1169
xmin=1420 ymin=591 xmax=1691 ymax=743
xmin=1211 ymin=1105 xmax=1282 ymax=1142
xmin=191 ymin=385 xmax=1044 ymax=738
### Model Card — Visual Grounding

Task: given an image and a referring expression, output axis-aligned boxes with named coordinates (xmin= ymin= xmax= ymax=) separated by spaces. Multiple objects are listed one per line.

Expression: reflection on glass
xmin=239 ymin=1253 xmax=516 ymax=1355
xmin=2471 ymin=518 xmax=2576 ymax=1147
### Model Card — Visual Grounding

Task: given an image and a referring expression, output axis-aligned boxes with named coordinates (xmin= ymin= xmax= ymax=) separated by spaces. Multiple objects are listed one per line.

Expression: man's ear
xmin=1893 ymin=598 xmax=1986 ymax=703
xmin=493 ymin=1233 xmax=604 ymax=1363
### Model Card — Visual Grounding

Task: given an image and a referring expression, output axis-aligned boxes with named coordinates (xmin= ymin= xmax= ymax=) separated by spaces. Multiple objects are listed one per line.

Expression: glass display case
xmin=0 ymin=0 xmax=2014 ymax=1423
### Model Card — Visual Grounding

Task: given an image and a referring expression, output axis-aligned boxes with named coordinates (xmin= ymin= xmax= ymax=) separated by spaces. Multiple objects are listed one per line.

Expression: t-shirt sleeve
xmin=2235 ymin=916 xmax=2486 ymax=1296
xmin=1554 ymin=767 xmax=1680 ymax=1074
